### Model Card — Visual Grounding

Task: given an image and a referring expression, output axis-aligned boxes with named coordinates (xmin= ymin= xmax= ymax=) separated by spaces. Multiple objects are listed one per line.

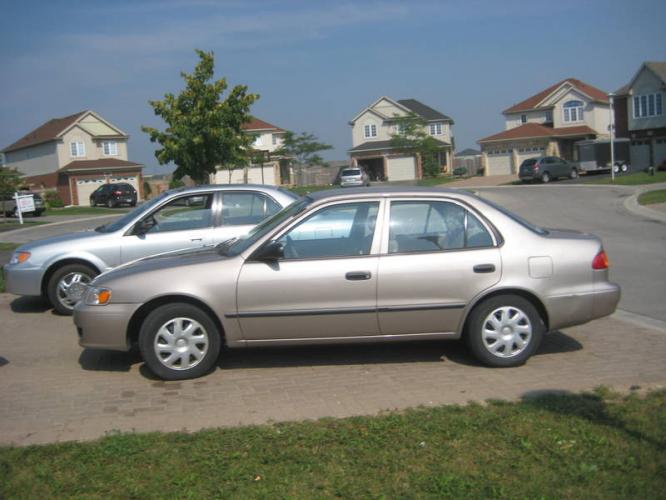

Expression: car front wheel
xmin=541 ymin=172 xmax=551 ymax=183
xmin=465 ymin=295 xmax=544 ymax=367
xmin=570 ymin=168 xmax=578 ymax=179
xmin=47 ymin=263 xmax=97 ymax=315
xmin=139 ymin=303 xmax=221 ymax=380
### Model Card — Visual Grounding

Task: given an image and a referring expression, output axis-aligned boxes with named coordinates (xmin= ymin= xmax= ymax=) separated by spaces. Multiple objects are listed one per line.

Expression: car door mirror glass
xmin=135 ymin=217 xmax=156 ymax=235
xmin=254 ymin=241 xmax=284 ymax=261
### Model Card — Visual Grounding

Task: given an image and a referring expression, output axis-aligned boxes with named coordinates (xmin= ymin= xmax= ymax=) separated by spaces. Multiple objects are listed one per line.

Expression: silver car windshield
xmin=94 ymin=191 xmax=172 ymax=233
xmin=220 ymin=199 xmax=309 ymax=257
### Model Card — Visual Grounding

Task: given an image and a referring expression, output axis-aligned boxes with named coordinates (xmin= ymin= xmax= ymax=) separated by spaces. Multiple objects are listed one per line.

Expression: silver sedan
xmin=4 ymin=185 xmax=299 ymax=314
xmin=74 ymin=187 xmax=620 ymax=380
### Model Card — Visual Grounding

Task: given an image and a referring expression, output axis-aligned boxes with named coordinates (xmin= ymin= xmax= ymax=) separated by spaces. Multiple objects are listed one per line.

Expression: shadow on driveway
xmin=10 ymin=296 xmax=52 ymax=314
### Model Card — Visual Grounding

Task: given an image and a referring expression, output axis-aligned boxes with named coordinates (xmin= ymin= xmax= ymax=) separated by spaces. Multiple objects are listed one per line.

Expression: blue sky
xmin=1 ymin=0 xmax=665 ymax=174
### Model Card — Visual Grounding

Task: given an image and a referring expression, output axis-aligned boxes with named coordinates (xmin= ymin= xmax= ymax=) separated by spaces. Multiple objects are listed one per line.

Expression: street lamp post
xmin=609 ymin=92 xmax=615 ymax=183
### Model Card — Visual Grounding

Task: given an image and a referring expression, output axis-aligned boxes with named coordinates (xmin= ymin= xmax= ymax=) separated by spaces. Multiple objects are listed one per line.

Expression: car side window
xmin=221 ymin=192 xmax=282 ymax=226
xmin=277 ymin=202 xmax=379 ymax=259
xmin=145 ymin=193 xmax=214 ymax=233
xmin=389 ymin=201 xmax=493 ymax=253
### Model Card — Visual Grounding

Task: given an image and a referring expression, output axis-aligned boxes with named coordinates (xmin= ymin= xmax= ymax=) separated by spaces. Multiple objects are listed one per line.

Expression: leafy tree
xmin=0 ymin=166 xmax=22 ymax=221
xmin=142 ymin=50 xmax=259 ymax=185
xmin=168 ymin=178 xmax=186 ymax=189
xmin=274 ymin=131 xmax=332 ymax=168
xmin=390 ymin=113 xmax=446 ymax=178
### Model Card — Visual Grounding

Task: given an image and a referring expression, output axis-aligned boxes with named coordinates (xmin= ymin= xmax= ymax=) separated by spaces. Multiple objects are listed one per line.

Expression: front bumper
xmin=74 ymin=301 xmax=141 ymax=351
xmin=3 ymin=263 xmax=44 ymax=296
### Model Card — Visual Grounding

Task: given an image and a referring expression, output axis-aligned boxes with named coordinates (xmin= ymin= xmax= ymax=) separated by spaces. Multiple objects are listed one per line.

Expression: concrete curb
xmin=623 ymin=184 xmax=666 ymax=223
xmin=612 ymin=309 xmax=666 ymax=333
xmin=0 ymin=214 xmax=120 ymax=238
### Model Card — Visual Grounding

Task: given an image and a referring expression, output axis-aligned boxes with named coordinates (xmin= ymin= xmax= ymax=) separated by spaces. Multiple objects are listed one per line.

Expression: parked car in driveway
xmin=519 ymin=156 xmax=579 ymax=183
xmin=73 ymin=187 xmax=620 ymax=380
xmin=4 ymin=185 xmax=299 ymax=314
xmin=1 ymin=192 xmax=46 ymax=217
xmin=339 ymin=167 xmax=370 ymax=187
xmin=90 ymin=183 xmax=138 ymax=207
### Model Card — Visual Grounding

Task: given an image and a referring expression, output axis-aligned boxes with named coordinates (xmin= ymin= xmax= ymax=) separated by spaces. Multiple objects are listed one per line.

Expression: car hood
xmin=18 ymin=230 xmax=109 ymax=252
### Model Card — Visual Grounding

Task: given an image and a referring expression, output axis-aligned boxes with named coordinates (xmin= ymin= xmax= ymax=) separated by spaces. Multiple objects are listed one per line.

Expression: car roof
xmin=165 ymin=183 xmax=297 ymax=196
xmin=305 ymin=186 xmax=478 ymax=203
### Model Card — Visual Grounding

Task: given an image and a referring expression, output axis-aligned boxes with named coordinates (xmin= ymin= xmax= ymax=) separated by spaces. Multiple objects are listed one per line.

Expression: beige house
xmin=348 ymin=97 xmax=454 ymax=181
xmin=211 ymin=117 xmax=289 ymax=185
xmin=614 ymin=61 xmax=666 ymax=169
xmin=478 ymin=79 xmax=610 ymax=176
xmin=1 ymin=110 xmax=143 ymax=205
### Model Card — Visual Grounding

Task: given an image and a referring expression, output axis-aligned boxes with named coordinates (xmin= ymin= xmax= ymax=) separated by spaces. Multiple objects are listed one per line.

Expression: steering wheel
xmin=283 ymin=235 xmax=299 ymax=258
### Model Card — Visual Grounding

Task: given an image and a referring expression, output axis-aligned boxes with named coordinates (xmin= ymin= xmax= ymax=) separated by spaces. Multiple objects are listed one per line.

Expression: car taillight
xmin=534 ymin=165 xmax=540 ymax=172
xmin=592 ymin=250 xmax=609 ymax=270
xmin=114 ymin=191 xmax=123 ymax=195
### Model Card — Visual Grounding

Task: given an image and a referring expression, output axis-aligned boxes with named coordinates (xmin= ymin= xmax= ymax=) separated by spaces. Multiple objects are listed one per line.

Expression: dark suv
xmin=519 ymin=156 xmax=578 ymax=183
xmin=90 ymin=183 xmax=138 ymax=208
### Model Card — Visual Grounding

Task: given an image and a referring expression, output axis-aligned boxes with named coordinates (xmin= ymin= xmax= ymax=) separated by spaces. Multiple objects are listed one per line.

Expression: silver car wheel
xmin=56 ymin=272 xmax=92 ymax=309
xmin=481 ymin=306 xmax=533 ymax=358
xmin=154 ymin=317 xmax=209 ymax=371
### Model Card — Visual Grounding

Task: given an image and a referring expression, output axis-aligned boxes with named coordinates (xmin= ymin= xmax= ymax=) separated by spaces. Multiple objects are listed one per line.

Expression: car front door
xmin=235 ymin=200 xmax=382 ymax=341
xmin=120 ymin=192 xmax=216 ymax=263
xmin=377 ymin=199 xmax=501 ymax=335
xmin=212 ymin=191 xmax=284 ymax=245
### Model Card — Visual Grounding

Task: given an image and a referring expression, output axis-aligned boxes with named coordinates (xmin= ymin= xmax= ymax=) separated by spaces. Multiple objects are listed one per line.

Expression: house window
xmin=102 ymin=141 xmax=118 ymax=156
xmin=364 ymin=124 xmax=377 ymax=138
xmin=520 ymin=114 xmax=527 ymax=124
xmin=70 ymin=141 xmax=85 ymax=157
xmin=253 ymin=135 xmax=263 ymax=147
xmin=272 ymin=134 xmax=278 ymax=146
xmin=633 ymin=93 xmax=663 ymax=118
xmin=563 ymin=100 xmax=584 ymax=123
xmin=429 ymin=123 xmax=442 ymax=135
xmin=545 ymin=110 xmax=553 ymax=122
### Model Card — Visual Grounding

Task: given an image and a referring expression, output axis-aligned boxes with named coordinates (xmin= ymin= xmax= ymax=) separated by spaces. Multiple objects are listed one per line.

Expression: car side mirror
xmin=254 ymin=241 xmax=284 ymax=261
xmin=134 ymin=217 xmax=156 ymax=235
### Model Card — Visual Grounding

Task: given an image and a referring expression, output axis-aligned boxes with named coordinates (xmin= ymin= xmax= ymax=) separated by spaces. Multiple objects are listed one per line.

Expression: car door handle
xmin=346 ymin=271 xmax=372 ymax=281
xmin=473 ymin=264 xmax=496 ymax=273
xmin=190 ymin=237 xmax=203 ymax=242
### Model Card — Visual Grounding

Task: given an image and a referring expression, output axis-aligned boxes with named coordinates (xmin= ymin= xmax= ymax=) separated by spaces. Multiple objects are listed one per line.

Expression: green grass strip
xmin=1 ymin=389 xmax=664 ymax=498
xmin=638 ymin=189 xmax=666 ymax=206
xmin=585 ymin=171 xmax=666 ymax=185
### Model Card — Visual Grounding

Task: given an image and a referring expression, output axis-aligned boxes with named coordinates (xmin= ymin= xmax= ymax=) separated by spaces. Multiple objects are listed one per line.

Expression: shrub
xmin=453 ymin=166 xmax=467 ymax=177
xmin=44 ymin=190 xmax=64 ymax=208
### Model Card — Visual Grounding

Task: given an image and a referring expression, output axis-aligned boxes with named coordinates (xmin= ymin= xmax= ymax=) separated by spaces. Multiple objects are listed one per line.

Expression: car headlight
xmin=84 ymin=286 xmax=112 ymax=306
xmin=9 ymin=251 xmax=31 ymax=265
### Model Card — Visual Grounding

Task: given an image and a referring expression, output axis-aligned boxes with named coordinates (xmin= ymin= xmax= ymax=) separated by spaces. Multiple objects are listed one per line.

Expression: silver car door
xmin=120 ymin=192 xmax=214 ymax=263
xmin=235 ymin=200 xmax=382 ymax=341
xmin=377 ymin=199 xmax=501 ymax=335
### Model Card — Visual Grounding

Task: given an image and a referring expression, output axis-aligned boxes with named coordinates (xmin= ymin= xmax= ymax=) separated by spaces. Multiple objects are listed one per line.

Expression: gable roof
xmin=503 ymin=78 xmax=609 ymax=114
xmin=457 ymin=148 xmax=481 ymax=156
xmin=348 ymin=137 xmax=451 ymax=153
xmin=397 ymin=99 xmax=453 ymax=123
xmin=2 ymin=111 xmax=87 ymax=153
xmin=59 ymin=158 xmax=143 ymax=172
xmin=617 ymin=61 xmax=666 ymax=95
xmin=478 ymin=123 xmax=597 ymax=143
xmin=242 ymin=117 xmax=284 ymax=132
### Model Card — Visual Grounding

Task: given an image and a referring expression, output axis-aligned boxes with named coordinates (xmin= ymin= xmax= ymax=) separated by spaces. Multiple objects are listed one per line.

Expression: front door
xmin=377 ymin=199 xmax=501 ymax=335
xmin=236 ymin=200 xmax=381 ymax=341
xmin=120 ymin=192 xmax=215 ymax=263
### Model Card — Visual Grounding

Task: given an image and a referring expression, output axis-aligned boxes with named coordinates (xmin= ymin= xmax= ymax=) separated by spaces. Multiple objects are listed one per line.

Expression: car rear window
xmin=521 ymin=159 xmax=537 ymax=167
xmin=342 ymin=169 xmax=361 ymax=176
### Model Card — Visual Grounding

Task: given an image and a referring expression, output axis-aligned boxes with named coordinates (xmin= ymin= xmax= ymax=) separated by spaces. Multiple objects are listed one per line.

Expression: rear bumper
xmin=74 ymin=302 xmax=140 ymax=351
xmin=340 ymin=179 xmax=365 ymax=187
xmin=545 ymin=282 xmax=621 ymax=330
xmin=3 ymin=264 xmax=44 ymax=296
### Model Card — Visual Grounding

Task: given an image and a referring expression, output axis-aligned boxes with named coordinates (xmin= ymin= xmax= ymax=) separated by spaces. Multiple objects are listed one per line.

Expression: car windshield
xmin=219 ymin=198 xmax=310 ymax=257
xmin=94 ymin=191 xmax=171 ymax=233
xmin=481 ymin=197 xmax=549 ymax=235
xmin=342 ymin=169 xmax=361 ymax=176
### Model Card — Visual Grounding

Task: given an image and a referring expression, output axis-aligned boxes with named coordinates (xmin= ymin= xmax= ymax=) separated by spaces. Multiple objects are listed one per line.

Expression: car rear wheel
xmin=139 ymin=303 xmax=221 ymax=380
xmin=47 ymin=263 xmax=97 ymax=315
xmin=465 ymin=295 xmax=544 ymax=367
xmin=541 ymin=172 xmax=551 ymax=183
xmin=570 ymin=168 xmax=578 ymax=179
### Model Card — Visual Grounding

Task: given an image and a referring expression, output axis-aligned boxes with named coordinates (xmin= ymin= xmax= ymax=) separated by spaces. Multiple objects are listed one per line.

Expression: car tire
xmin=106 ymin=199 xmax=116 ymax=208
xmin=90 ymin=198 xmax=96 ymax=207
xmin=47 ymin=263 xmax=98 ymax=315
xmin=34 ymin=210 xmax=43 ymax=217
xmin=465 ymin=294 xmax=544 ymax=367
xmin=570 ymin=168 xmax=578 ymax=179
xmin=139 ymin=303 xmax=222 ymax=380
xmin=541 ymin=172 xmax=551 ymax=183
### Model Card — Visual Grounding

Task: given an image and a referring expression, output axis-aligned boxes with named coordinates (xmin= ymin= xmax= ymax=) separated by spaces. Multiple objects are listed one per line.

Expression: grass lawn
xmin=0 ymin=220 xmax=50 ymax=233
xmin=1 ymin=388 xmax=664 ymax=498
xmin=417 ymin=175 xmax=463 ymax=187
xmin=43 ymin=206 xmax=131 ymax=217
xmin=287 ymin=185 xmax=334 ymax=196
xmin=638 ymin=189 xmax=666 ymax=205
xmin=584 ymin=170 xmax=666 ymax=185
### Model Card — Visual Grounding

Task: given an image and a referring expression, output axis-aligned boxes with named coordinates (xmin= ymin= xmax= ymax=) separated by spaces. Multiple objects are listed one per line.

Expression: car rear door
xmin=377 ymin=199 xmax=501 ymax=335
xmin=212 ymin=191 xmax=284 ymax=245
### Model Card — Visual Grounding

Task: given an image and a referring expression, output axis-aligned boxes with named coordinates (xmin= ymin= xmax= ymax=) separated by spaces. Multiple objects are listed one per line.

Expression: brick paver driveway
xmin=1 ymin=293 xmax=665 ymax=446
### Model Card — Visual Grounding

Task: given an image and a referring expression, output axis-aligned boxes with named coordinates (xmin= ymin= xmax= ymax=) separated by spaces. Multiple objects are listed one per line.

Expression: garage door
xmin=630 ymin=141 xmax=650 ymax=169
xmin=110 ymin=176 xmax=141 ymax=201
xmin=387 ymin=156 xmax=416 ymax=181
xmin=76 ymin=179 xmax=105 ymax=206
xmin=486 ymin=152 xmax=513 ymax=176
xmin=246 ymin=166 xmax=276 ymax=185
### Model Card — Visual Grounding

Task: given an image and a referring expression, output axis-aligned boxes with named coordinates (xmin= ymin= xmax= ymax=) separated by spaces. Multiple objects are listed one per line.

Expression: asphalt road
xmin=477 ymin=184 xmax=666 ymax=322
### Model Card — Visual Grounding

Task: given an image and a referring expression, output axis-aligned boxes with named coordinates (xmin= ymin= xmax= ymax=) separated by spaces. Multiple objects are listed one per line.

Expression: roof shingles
xmin=503 ymin=78 xmax=609 ymax=114
xmin=479 ymin=123 xmax=597 ymax=143
xmin=2 ymin=111 xmax=87 ymax=153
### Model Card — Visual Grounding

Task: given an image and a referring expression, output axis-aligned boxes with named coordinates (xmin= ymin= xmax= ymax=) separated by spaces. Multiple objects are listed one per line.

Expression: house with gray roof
xmin=348 ymin=97 xmax=454 ymax=181
xmin=613 ymin=61 xmax=666 ymax=169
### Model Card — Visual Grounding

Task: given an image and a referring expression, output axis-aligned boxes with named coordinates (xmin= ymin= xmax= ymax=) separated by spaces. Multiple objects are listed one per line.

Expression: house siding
xmin=4 ymin=142 xmax=59 ymax=177
xmin=628 ymin=69 xmax=666 ymax=132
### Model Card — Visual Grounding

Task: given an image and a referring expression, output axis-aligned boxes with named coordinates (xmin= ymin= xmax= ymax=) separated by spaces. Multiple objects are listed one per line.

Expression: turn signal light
xmin=9 ymin=251 xmax=31 ymax=265
xmin=592 ymin=250 xmax=609 ymax=270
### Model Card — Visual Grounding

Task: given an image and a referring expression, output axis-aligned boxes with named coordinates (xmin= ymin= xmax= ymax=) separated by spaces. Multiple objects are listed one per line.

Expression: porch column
xmin=383 ymin=155 xmax=389 ymax=181
xmin=445 ymin=149 xmax=452 ymax=174
xmin=511 ymin=149 xmax=520 ymax=175
xmin=481 ymin=151 xmax=489 ymax=177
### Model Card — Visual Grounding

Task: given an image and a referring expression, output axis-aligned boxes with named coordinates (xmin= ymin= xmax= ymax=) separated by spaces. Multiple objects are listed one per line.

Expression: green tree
xmin=142 ymin=50 xmax=259 ymax=185
xmin=390 ymin=113 xmax=445 ymax=178
xmin=0 ymin=166 xmax=22 ymax=221
xmin=274 ymin=131 xmax=332 ymax=168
